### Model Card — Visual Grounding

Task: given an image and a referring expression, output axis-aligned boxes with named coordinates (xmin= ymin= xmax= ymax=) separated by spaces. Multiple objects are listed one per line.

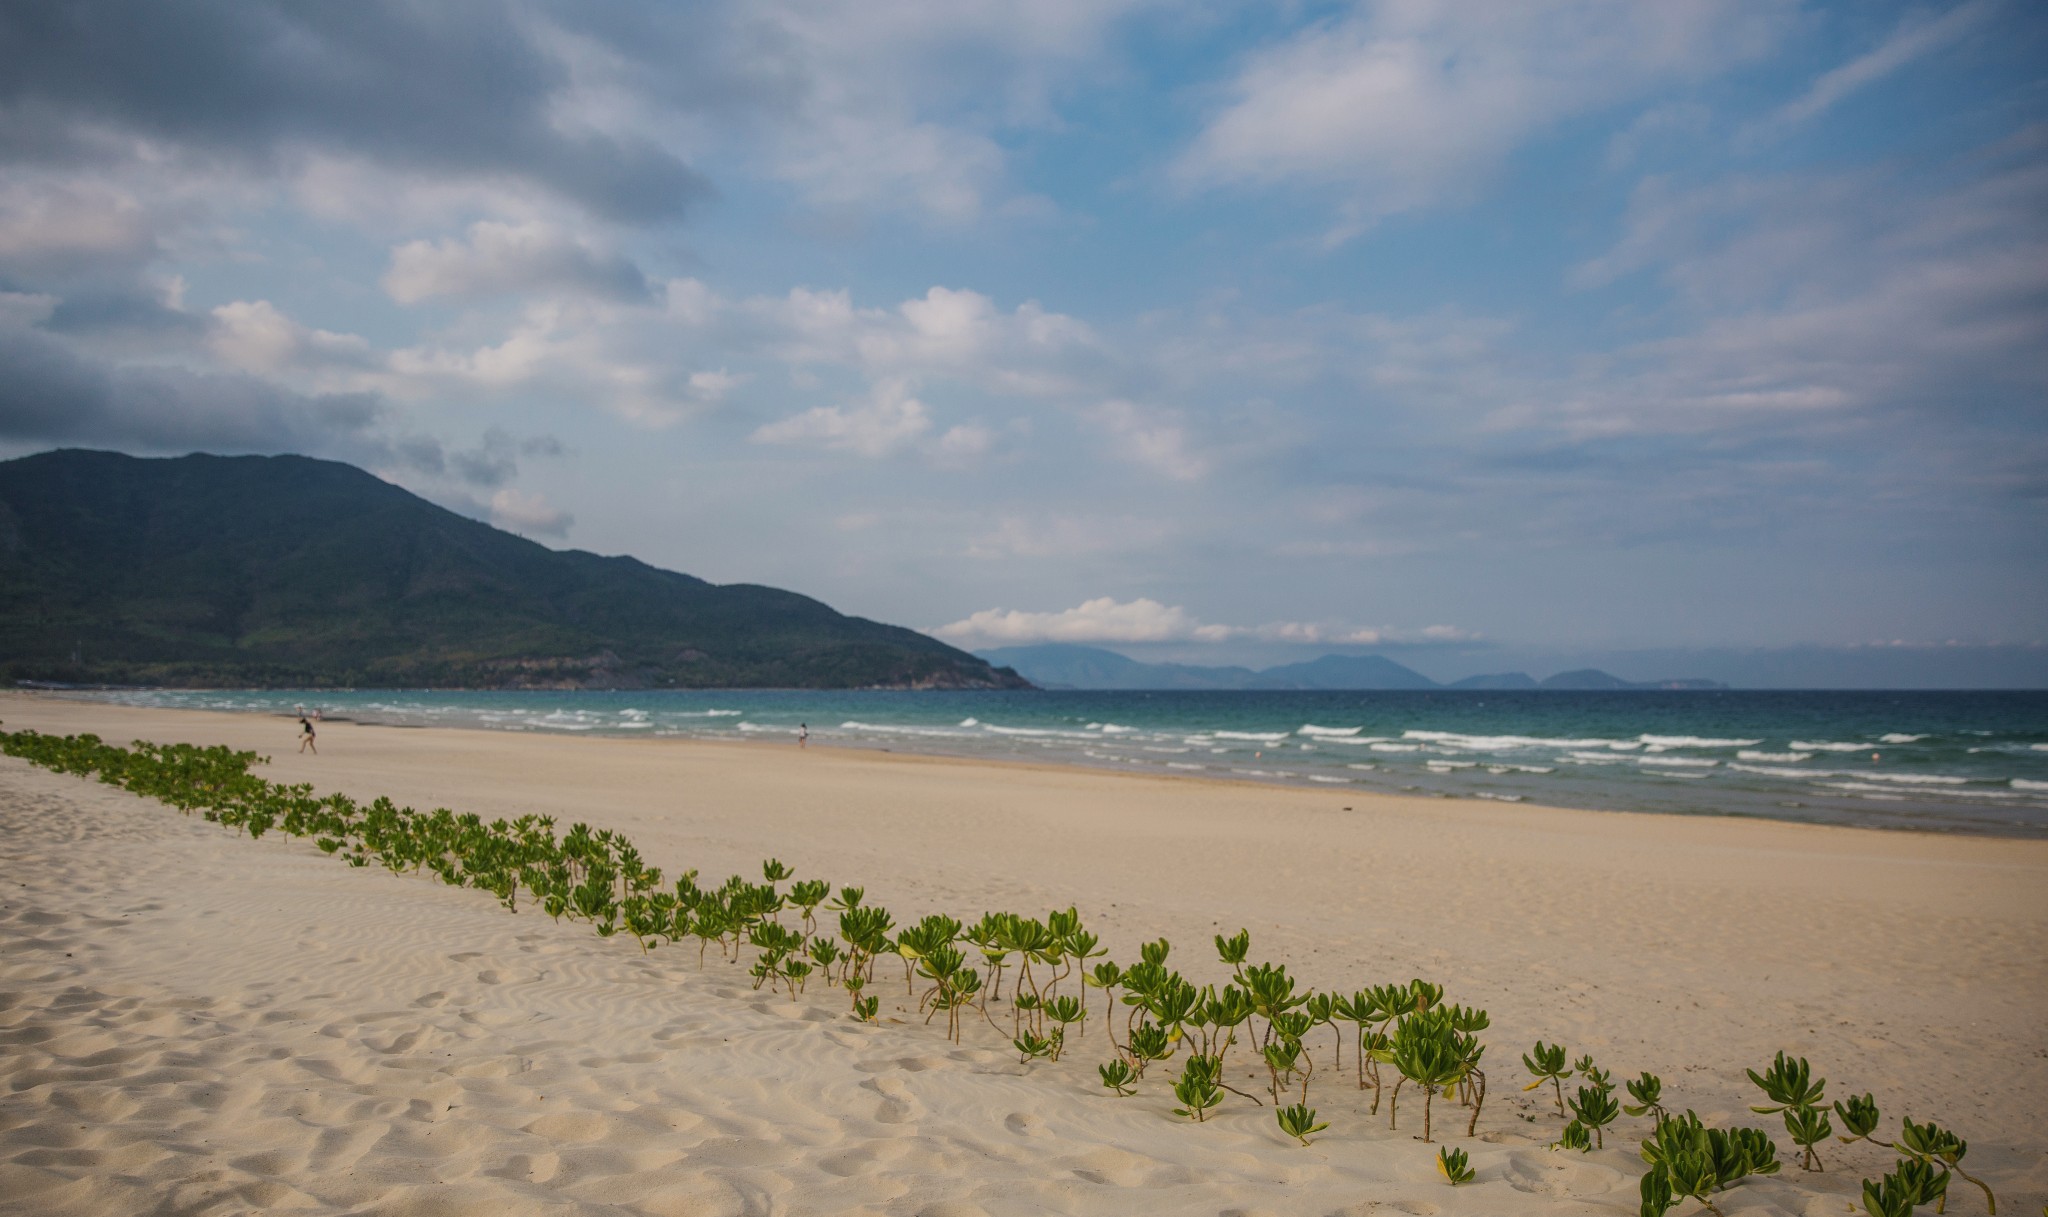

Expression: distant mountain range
xmin=0 ymin=450 xmax=1029 ymax=691
xmin=976 ymin=644 xmax=1727 ymax=691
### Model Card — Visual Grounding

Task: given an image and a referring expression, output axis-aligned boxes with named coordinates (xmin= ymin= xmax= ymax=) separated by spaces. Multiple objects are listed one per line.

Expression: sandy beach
xmin=1 ymin=689 xmax=2043 ymax=1216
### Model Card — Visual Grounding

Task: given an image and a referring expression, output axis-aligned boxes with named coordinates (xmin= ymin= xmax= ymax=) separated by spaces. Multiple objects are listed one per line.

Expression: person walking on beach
xmin=799 ymin=723 xmax=808 ymax=749
xmin=298 ymin=715 xmax=317 ymax=754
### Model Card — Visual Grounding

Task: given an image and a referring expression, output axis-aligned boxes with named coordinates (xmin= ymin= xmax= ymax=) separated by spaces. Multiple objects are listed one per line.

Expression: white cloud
xmin=383 ymin=220 xmax=648 ymax=303
xmin=1084 ymin=399 xmax=1209 ymax=480
xmin=751 ymin=378 xmax=934 ymax=457
xmin=1176 ymin=0 xmax=1789 ymax=236
xmin=935 ymin=597 xmax=1232 ymax=643
xmin=207 ymin=300 xmax=375 ymax=378
xmin=932 ymin=596 xmax=1471 ymax=646
xmin=489 ymin=487 xmax=575 ymax=538
xmin=1757 ymin=0 xmax=1997 ymax=136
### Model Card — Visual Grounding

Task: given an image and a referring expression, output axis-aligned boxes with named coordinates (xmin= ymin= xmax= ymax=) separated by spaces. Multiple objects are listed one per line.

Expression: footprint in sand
xmin=476 ymin=970 xmax=502 ymax=985
xmin=412 ymin=991 xmax=449 ymax=1009
xmin=862 ymin=1075 xmax=922 ymax=1125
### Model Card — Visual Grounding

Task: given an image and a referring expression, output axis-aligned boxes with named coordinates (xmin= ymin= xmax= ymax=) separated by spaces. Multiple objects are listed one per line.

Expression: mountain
xmin=978 ymin=645 xmax=1435 ymax=690
xmin=0 ymin=450 xmax=1029 ymax=691
xmin=1539 ymin=669 xmax=1727 ymax=691
xmin=1247 ymin=653 xmax=1438 ymax=690
xmin=1449 ymin=672 xmax=1539 ymax=690
xmin=980 ymin=646 xmax=1728 ymax=692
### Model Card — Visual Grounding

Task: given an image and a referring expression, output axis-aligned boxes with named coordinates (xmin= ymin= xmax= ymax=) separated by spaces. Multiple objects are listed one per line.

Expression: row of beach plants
xmin=0 ymin=726 xmax=2004 ymax=1217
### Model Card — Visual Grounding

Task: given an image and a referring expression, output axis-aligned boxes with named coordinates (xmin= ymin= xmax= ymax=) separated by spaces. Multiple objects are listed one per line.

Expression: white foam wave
xmin=1791 ymin=741 xmax=1876 ymax=752
xmin=839 ymin=720 xmax=970 ymax=738
xmin=1822 ymin=782 xmax=2015 ymax=800
xmin=2033 ymin=744 xmax=2048 ymax=752
xmin=1308 ymin=775 xmax=1351 ymax=784
xmin=1639 ymin=756 xmax=1719 ymax=768
xmin=1316 ymin=735 xmax=1392 ymax=746
xmin=1215 ymin=730 xmax=1290 ymax=743
xmin=1879 ymin=733 xmax=1927 ymax=744
xmin=1405 ymin=730 xmax=1630 ymax=750
xmin=1475 ymin=792 xmax=1525 ymax=802
xmin=1297 ymin=724 xmax=1364 ymax=737
xmin=1370 ymin=743 xmax=1421 ymax=752
xmin=1165 ymin=762 xmax=1206 ymax=771
xmin=1639 ymin=734 xmax=1761 ymax=748
xmin=1738 ymin=750 xmax=1812 ymax=763
xmin=1425 ymin=760 xmax=1477 ymax=770
xmin=1346 ymin=763 xmax=1378 ymax=771
xmin=1097 ymin=723 xmax=1138 ymax=734
xmin=959 ymin=717 xmax=980 ymax=727
xmin=1566 ymin=751 xmax=1629 ymax=764
xmin=2014 ymin=779 xmax=2048 ymax=791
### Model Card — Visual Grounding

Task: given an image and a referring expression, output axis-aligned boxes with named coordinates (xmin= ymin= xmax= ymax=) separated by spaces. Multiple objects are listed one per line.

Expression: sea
xmin=75 ymin=688 xmax=2048 ymax=837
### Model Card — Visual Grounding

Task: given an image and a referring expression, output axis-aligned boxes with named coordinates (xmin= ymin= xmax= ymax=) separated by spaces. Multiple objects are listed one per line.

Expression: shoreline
xmin=30 ymin=686 xmax=2048 ymax=839
xmin=4 ymin=687 xmax=2033 ymax=848
xmin=2 ymin=689 xmax=2045 ymax=1213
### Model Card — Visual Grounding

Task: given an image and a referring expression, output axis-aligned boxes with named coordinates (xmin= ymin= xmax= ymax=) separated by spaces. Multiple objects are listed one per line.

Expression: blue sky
xmin=2 ymin=0 xmax=2044 ymax=681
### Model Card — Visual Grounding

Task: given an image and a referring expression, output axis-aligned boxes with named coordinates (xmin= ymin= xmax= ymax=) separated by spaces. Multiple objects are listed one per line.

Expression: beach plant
xmin=1569 ymin=1083 xmax=1622 ymax=1148
xmin=1640 ymin=1110 xmax=1781 ymax=1215
xmin=1625 ymin=1072 xmax=1668 ymax=1124
xmin=1553 ymin=1119 xmax=1593 ymax=1152
xmin=1277 ymin=1103 xmax=1327 ymax=1146
xmin=1524 ymin=1041 xmax=1571 ymax=1115
xmin=1747 ymin=1052 xmax=1827 ymax=1171
xmin=1381 ymin=1007 xmax=1478 ymax=1142
xmin=1171 ymin=1053 xmax=1224 ymax=1122
xmin=1215 ymin=928 xmax=1251 ymax=968
xmin=1898 ymin=1118 xmax=1995 ymax=1214
xmin=1128 ymin=1021 xmax=1173 ymax=1076
xmin=1437 ymin=1146 xmax=1475 ymax=1185
xmin=1098 ymin=1059 xmax=1138 ymax=1096
xmin=1014 ymin=1030 xmax=1058 ymax=1064
xmin=1864 ymin=1158 xmax=1952 ymax=1217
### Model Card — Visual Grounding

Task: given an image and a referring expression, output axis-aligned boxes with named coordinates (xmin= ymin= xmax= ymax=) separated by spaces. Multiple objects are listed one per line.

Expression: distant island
xmin=0 ymin=450 xmax=1029 ymax=691
xmin=976 ymin=643 xmax=1726 ymax=691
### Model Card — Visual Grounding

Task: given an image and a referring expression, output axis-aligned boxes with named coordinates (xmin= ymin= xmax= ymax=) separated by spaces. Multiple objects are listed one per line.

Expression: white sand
xmin=2 ymin=691 xmax=2043 ymax=1216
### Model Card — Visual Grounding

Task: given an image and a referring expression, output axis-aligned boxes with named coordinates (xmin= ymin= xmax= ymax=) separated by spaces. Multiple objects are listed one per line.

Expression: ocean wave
xmin=2015 ymin=779 xmax=2048 ymax=791
xmin=1405 ymin=730 xmax=1631 ymax=750
xmin=1822 ymin=782 xmax=2016 ymax=799
xmin=1213 ymin=730 xmax=1290 ymax=743
xmin=1879 ymin=733 xmax=1927 ymax=744
xmin=1791 ymin=741 xmax=1877 ymax=752
xmin=1639 ymin=734 xmax=1762 ymax=748
xmin=1565 ymin=751 xmax=1629 ymax=764
xmin=1346 ymin=763 xmax=1378 ymax=771
xmin=1165 ymin=762 xmax=1206 ymax=771
xmin=1426 ymin=760 xmax=1477 ymax=770
xmin=1639 ymin=756 xmax=1719 ymax=768
xmin=1487 ymin=764 xmax=1556 ymax=774
xmin=838 ymin=720 xmax=972 ymax=738
xmin=959 ymin=717 xmax=979 ymax=727
xmin=1098 ymin=723 xmax=1138 ymax=734
xmin=1297 ymin=724 xmax=1363 ymax=737
xmin=1731 ymin=763 xmax=1821 ymax=778
xmin=1308 ymin=775 xmax=1351 ymax=783
xmin=980 ymin=723 xmax=1094 ymax=739
xmin=1738 ymin=750 xmax=1812 ymax=762
xmin=1369 ymin=743 xmax=1421 ymax=752
xmin=1474 ymin=792 xmax=1525 ymax=802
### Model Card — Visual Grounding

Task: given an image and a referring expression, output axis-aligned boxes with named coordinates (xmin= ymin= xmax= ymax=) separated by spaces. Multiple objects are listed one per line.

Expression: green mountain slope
xmin=0 ymin=450 xmax=1030 ymax=691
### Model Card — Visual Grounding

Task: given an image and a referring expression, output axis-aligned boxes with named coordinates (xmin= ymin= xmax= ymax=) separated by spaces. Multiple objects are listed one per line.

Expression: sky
xmin=2 ymin=0 xmax=2045 ymax=684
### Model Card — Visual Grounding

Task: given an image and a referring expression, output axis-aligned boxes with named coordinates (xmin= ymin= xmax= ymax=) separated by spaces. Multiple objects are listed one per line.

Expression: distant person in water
xmin=799 ymin=723 xmax=808 ymax=749
xmin=298 ymin=716 xmax=317 ymax=754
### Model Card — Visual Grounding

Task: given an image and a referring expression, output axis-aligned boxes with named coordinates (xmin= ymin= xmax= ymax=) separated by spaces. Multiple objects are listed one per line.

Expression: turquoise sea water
xmin=81 ymin=688 xmax=2048 ymax=836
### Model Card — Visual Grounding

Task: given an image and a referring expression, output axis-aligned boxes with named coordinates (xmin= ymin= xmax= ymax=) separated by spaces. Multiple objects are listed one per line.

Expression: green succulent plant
xmin=1437 ymin=1146 xmax=1475 ymax=1185
xmin=1171 ymin=1053 xmax=1224 ymax=1122
xmin=1553 ymin=1119 xmax=1592 ymax=1152
xmin=1625 ymin=1072 xmax=1667 ymax=1122
xmin=1277 ymin=1103 xmax=1327 ymax=1146
xmin=1864 ymin=1157 xmax=1951 ymax=1217
xmin=1098 ymin=1059 xmax=1137 ymax=1096
xmin=1569 ymin=1083 xmax=1621 ymax=1148
xmin=1898 ymin=1118 xmax=1995 ymax=1214
xmin=1523 ymin=1041 xmax=1571 ymax=1115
